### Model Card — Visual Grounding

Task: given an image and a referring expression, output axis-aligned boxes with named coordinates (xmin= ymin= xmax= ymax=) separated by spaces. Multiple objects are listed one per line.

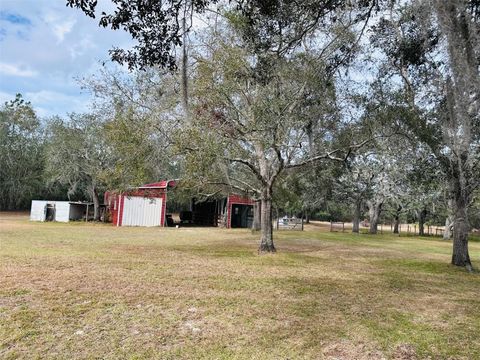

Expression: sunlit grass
xmin=1 ymin=214 xmax=479 ymax=359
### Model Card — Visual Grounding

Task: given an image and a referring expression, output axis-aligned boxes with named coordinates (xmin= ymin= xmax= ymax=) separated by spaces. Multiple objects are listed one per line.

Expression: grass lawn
xmin=1 ymin=213 xmax=479 ymax=359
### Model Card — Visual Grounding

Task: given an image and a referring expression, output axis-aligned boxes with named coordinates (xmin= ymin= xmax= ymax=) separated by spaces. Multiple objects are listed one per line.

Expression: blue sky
xmin=0 ymin=0 xmax=133 ymax=117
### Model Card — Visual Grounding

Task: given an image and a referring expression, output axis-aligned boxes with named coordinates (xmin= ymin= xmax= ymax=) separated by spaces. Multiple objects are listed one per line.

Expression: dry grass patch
xmin=1 ymin=214 xmax=479 ymax=359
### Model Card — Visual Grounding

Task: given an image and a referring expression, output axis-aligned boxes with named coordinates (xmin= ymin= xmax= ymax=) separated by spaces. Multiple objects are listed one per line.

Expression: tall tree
xmin=45 ymin=114 xmax=111 ymax=220
xmin=406 ymin=153 xmax=443 ymax=236
xmin=371 ymin=0 xmax=480 ymax=270
xmin=67 ymin=0 xmax=379 ymax=251
xmin=335 ymin=155 xmax=375 ymax=233
xmin=0 ymin=95 xmax=45 ymax=210
xmin=81 ymin=66 xmax=182 ymax=186
xmin=434 ymin=0 xmax=480 ymax=270
xmin=179 ymin=16 xmax=370 ymax=252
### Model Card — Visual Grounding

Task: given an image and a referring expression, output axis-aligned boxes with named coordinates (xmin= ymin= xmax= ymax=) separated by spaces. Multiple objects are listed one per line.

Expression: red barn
xmin=105 ymin=181 xmax=255 ymax=228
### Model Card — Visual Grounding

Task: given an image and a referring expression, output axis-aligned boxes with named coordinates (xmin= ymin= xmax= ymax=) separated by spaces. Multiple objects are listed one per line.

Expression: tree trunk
xmin=451 ymin=179 xmax=472 ymax=271
xmin=259 ymin=190 xmax=275 ymax=253
xmin=305 ymin=211 xmax=310 ymax=224
xmin=393 ymin=205 xmax=402 ymax=234
xmin=252 ymin=200 xmax=261 ymax=231
xmin=368 ymin=200 xmax=382 ymax=234
xmin=443 ymin=199 xmax=454 ymax=240
xmin=352 ymin=200 xmax=361 ymax=233
xmin=418 ymin=207 xmax=427 ymax=236
xmin=181 ymin=13 xmax=188 ymax=113
xmin=90 ymin=186 xmax=100 ymax=221
xmin=434 ymin=1 xmax=475 ymax=271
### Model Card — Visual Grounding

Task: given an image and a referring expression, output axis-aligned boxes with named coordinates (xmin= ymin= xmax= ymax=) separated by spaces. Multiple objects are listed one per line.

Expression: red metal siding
xmin=118 ymin=195 xmax=124 ymax=226
xmin=160 ymin=192 xmax=167 ymax=227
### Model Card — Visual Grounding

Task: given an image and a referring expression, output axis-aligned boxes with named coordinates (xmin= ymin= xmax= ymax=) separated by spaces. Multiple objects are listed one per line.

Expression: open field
xmin=1 ymin=213 xmax=480 ymax=359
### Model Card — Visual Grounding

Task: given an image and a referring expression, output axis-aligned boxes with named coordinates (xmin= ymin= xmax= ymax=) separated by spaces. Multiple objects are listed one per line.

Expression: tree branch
xmin=227 ymin=157 xmax=265 ymax=185
xmin=285 ymin=138 xmax=373 ymax=169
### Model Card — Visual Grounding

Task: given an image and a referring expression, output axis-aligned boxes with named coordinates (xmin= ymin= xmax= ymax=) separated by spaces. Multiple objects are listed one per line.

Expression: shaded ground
xmin=1 ymin=213 xmax=479 ymax=359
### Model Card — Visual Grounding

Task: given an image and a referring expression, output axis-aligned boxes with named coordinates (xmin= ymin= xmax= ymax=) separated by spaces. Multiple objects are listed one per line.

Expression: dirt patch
xmin=0 ymin=211 xmax=29 ymax=220
xmin=392 ymin=343 xmax=418 ymax=360
xmin=323 ymin=340 xmax=386 ymax=359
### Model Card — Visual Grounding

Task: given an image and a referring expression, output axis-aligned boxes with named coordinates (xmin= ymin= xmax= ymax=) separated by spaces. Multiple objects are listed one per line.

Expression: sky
xmin=0 ymin=0 xmax=134 ymax=117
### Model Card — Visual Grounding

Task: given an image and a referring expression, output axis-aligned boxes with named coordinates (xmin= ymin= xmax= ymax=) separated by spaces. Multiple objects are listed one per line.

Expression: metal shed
xmin=30 ymin=200 xmax=91 ymax=222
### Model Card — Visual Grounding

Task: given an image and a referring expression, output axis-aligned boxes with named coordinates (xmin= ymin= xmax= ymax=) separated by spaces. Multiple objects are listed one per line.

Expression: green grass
xmin=1 ymin=214 xmax=479 ymax=359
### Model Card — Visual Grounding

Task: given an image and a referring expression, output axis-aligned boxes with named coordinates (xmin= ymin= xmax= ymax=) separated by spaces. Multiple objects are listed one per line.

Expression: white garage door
xmin=122 ymin=196 xmax=162 ymax=227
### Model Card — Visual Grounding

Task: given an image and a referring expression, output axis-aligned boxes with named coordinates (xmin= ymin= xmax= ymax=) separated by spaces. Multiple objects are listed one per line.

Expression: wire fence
xmin=329 ymin=221 xmax=447 ymax=237
xmin=275 ymin=217 xmax=304 ymax=231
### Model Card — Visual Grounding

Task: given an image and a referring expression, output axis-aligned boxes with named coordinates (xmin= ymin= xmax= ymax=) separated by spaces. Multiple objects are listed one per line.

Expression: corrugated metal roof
xmin=139 ymin=180 xmax=176 ymax=189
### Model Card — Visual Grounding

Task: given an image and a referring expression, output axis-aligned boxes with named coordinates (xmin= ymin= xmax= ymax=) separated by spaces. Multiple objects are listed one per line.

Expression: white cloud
xmin=0 ymin=91 xmax=16 ymax=104
xmin=24 ymin=90 xmax=91 ymax=117
xmin=0 ymin=62 xmax=38 ymax=77
xmin=69 ymin=36 xmax=96 ymax=59
xmin=54 ymin=19 xmax=76 ymax=42
xmin=43 ymin=12 xmax=76 ymax=43
xmin=0 ymin=1 xmax=135 ymax=117
xmin=25 ymin=89 xmax=85 ymax=106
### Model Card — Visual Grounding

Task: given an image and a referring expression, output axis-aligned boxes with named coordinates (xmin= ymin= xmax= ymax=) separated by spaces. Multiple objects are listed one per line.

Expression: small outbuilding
xmin=30 ymin=200 xmax=93 ymax=222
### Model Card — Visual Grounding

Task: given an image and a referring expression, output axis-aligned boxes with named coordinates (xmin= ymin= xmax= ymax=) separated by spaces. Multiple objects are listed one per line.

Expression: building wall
xmin=121 ymin=196 xmax=163 ymax=227
xmin=30 ymin=200 xmax=71 ymax=222
xmin=54 ymin=202 xmax=71 ymax=222
xmin=30 ymin=200 xmax=47 ymax=221
xmin=108 ymin=188 xmax=167 ymax=227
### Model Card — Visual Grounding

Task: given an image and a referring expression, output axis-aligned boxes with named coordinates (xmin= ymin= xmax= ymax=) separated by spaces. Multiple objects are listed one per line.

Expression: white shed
xmin=30 ymin=200 xmax=89 ymax=222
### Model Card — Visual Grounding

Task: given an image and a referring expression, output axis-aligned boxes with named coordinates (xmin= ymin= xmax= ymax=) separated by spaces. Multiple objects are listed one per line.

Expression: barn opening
xmin=165 ymin=193 xmax=226 ymax=227
xmin=166 ymin=193 xmax=253 ymax=228
xmin=230 ymin=204 xmax=253 ymax=228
